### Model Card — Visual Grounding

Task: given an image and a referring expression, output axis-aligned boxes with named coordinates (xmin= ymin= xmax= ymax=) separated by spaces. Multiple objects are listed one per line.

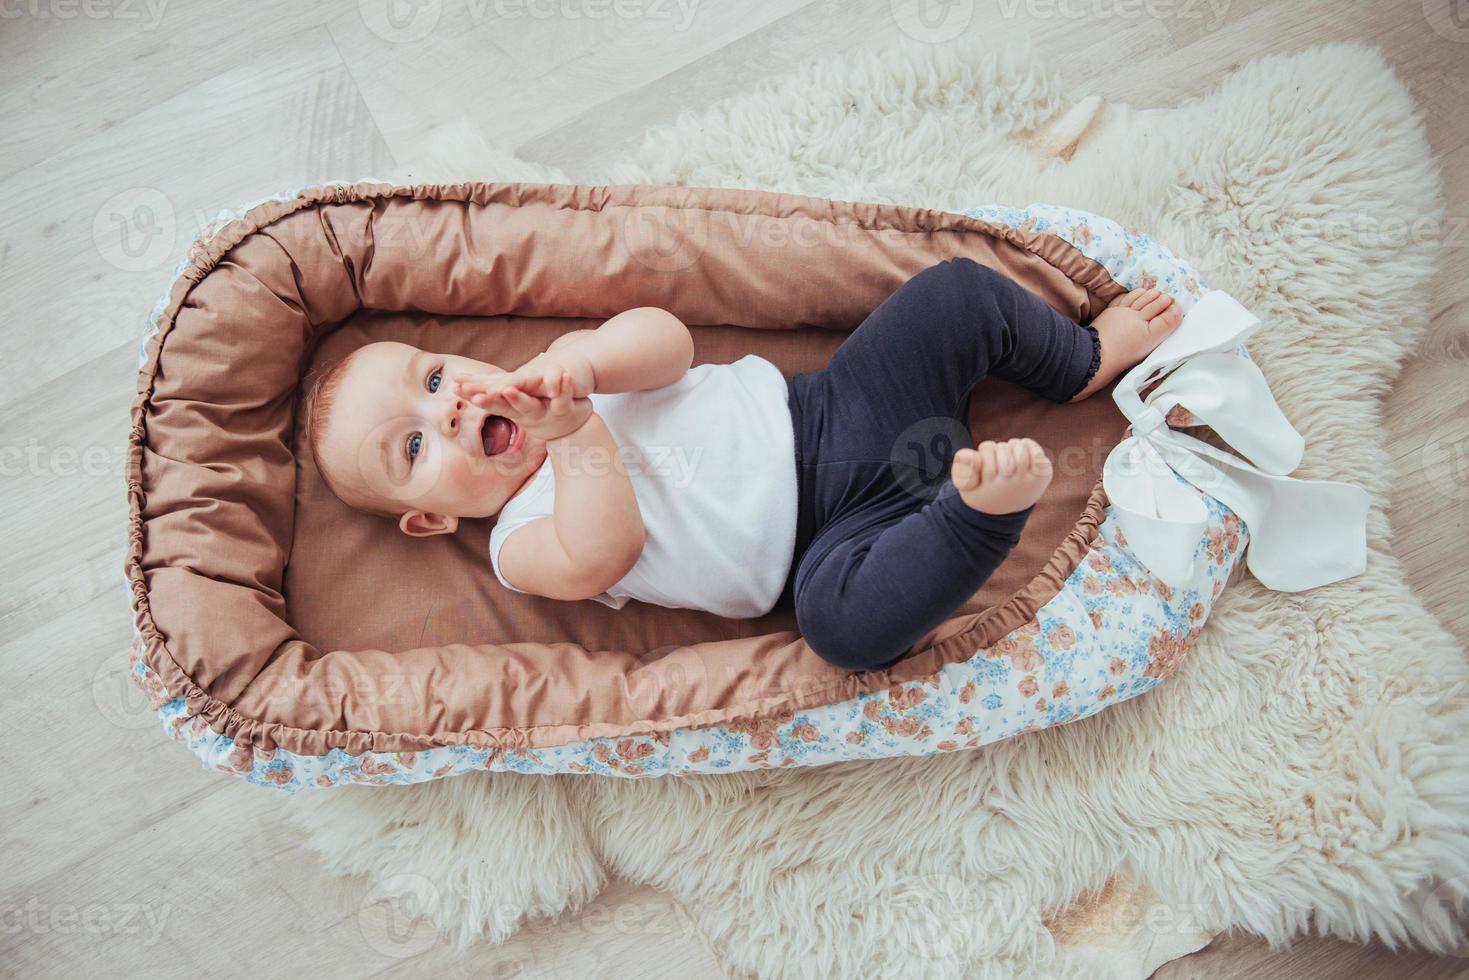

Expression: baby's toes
xmin=1128 ymin=288 xmax=1161 ymax=311
xmin=1109 ymin=287 xmax=1144 ymax=310
xmin=1137 ymin=292 xmax=1174 ymax=321
xmin=1153 ymin=301 xmax=1185 ymax=333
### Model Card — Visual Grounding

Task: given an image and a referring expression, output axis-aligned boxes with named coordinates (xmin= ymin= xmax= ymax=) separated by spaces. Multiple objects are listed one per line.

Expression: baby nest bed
xmin=123 ymin=180 xmax=1371 ymax=792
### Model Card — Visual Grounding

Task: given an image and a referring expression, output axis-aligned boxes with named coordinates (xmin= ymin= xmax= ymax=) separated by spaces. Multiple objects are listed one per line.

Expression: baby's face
xmin=319 ymin=341 xmax=548 ymax=523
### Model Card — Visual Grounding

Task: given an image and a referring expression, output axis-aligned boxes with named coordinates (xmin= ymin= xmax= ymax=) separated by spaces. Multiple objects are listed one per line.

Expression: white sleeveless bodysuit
xmin=487 ymin=354 xmax=799 ymax=619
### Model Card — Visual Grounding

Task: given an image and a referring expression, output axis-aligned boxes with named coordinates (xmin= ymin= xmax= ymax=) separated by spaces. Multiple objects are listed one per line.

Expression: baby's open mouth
xmin=480 ymin=415 xmax=519 ymax=457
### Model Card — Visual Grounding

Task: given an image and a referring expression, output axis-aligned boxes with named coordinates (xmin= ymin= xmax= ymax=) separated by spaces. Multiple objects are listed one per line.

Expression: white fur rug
xmin=289 ymin=39 xmax=1469 ymax=979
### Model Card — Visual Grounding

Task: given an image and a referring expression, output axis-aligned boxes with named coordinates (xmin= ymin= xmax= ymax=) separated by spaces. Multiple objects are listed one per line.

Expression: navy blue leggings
xmin=777 ymin=257 xmax=1103 ymax=672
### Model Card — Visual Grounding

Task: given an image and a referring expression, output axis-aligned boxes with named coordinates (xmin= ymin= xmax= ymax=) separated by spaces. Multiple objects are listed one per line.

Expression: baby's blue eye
xmin=428 ymin=368 xmax=442 ymax=394
xmin=407 ymin=432 xmax=422 ymax=460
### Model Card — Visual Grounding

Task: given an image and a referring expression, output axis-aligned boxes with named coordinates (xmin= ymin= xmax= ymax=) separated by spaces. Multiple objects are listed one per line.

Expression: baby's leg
xmin=814 ymin=257 xmax=1103 ymax=461
xmin=787 ymin=258 xmax=1102 ymax=671
xmin=792 ymin=461 xmax=1034 ymax=673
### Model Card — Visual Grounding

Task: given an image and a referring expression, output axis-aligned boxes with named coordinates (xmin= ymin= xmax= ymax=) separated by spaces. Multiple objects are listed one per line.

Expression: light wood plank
xmin=0 ymin=24 xmax=393 ymax=401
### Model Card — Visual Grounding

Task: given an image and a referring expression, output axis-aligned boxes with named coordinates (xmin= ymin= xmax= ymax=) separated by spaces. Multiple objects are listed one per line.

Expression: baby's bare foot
xmin=951 ymin=438 xmax=1053 ymax=515
xmin=1068 ymin=287 xmax=1185 ymax=402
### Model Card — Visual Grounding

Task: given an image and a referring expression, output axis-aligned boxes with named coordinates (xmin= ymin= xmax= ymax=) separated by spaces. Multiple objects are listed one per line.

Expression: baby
xmin=304 ymin=259 xmax=1182 ymax=673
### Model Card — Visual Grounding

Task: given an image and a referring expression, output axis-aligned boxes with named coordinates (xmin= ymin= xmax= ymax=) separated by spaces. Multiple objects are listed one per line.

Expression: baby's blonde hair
xmin=301 ymin=349 xmax=400 ymax=521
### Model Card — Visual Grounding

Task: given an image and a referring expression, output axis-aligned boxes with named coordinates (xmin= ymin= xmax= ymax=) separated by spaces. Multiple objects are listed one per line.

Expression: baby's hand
xmin=460 ymin=347 xmax=596 ymax=402
xmin=473 ymin=370 xmax=592 ymax=443
xmin=453 ymin=369 xmax=519 ymax=405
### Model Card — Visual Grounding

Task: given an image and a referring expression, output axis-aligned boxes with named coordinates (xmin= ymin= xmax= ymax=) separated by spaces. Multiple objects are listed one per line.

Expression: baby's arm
xmin=571 ymin=307 xmax=694 ymax=393
xmin=496 ymin=413 xmax=645 ymax=601
xmin=490 ymin=375 xmax=645 ymax=601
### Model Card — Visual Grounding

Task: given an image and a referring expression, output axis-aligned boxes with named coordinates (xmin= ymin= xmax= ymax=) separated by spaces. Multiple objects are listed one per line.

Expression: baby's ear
xmin=399 ymin=510 xmax=458 ymax=537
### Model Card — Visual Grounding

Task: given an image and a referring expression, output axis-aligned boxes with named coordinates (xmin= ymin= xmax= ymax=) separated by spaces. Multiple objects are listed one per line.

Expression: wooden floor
xmin=3 ymin=1 xmax=1466 ymax=977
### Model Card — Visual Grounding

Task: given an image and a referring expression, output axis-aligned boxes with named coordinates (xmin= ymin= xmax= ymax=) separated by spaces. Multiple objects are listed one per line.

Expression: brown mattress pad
xmin=125 ymin=181 xmax=1130 ymax=756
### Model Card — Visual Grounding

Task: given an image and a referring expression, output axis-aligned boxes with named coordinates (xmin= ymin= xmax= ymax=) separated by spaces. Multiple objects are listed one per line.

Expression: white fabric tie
xmin=1100 ymin=290 xmax=1372 ymax=592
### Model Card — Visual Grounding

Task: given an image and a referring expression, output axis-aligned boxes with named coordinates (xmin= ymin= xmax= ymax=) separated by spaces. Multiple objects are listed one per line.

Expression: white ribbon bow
xmin=1100 ymin=290 xmax=1371 ymax=592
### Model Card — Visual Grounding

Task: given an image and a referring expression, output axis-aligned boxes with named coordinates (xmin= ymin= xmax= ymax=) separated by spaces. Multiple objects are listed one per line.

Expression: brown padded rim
xmin=125 ymin=181 xmax=1128 ymax=754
